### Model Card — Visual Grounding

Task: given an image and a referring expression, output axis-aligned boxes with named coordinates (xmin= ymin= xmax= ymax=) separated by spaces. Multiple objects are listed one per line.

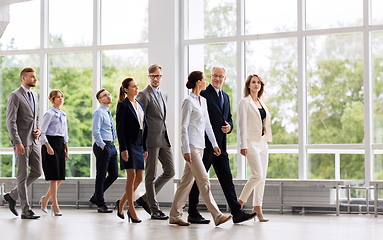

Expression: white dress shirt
xmin=181 ymin=93 xmax=218 ymax=154
xmin=131 ymin=100 xmax=144 ymax=130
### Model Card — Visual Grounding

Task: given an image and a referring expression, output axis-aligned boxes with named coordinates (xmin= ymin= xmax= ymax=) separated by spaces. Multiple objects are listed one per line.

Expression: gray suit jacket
xmin=6 ymin=86 xmax=39 ymax=147
xmin=136 ymin=85 xmax=170 ymax=148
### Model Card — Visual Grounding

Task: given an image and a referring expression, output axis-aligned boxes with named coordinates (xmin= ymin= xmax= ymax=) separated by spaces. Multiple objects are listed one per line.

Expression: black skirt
xmin=42 ymin=135 xmax=66 ymax=180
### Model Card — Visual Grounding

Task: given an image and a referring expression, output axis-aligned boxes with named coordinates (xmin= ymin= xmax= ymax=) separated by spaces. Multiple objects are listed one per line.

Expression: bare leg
xmin=50 ymin=180 xmax=61 ymax=213
xmin=126 ymin=169 xmax=138 ymax=219
xmin=238 ymin=199 xmax=244 ymax=208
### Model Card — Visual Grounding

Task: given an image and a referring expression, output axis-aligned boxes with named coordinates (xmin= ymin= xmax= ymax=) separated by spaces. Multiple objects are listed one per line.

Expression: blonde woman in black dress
xmin=39 ymin=90 xmax=69 ymax=216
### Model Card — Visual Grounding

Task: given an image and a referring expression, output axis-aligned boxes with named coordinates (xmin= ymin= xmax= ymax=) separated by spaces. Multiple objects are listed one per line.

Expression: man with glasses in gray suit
xmin=135 ymin=64 xmax=175 ymax=220
xmin=4 ymin=67 xmax=42 ymax=219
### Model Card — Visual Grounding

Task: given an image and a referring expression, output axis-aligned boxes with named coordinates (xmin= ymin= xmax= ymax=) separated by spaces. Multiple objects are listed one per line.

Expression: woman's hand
xmin=45 ymin=142 xmax=54 ymax=156
xmin=121 ymin=150 xmax=129 ymax=162
xmin=65 ymin=152 xmax=69 ymax=161
xmin=184 ymin=153 xmax=192 ymax=163
xmin=213 ymin=147 xmax=221 ymax=156
xmin=144 ymin=151 xmax=148 ymax=160
xmin=240 ymin=149 xmax=247 ymax=157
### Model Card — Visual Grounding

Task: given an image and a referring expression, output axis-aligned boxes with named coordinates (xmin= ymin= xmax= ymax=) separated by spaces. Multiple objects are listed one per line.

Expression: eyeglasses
xmin=149 ymin=75 xmax=162 ymax=79
xmin=212 ymin=74 xmax=225 ymax=79
xmin=100 ymin=93 xmax=111 ymax=98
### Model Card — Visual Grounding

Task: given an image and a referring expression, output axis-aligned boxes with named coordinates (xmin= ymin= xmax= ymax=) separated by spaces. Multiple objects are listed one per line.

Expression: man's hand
xmin=221 ymin=121 xmax=231 ymax=134
xmin=16 ymin=143 xmax=25 ymax=155
xmin=32 ymin=129 xmax=41 ymax=139
xmin=121 ymin=150 xmax=129 ymax=162
xmin=213 ymin=147 xmax=221 ymax=156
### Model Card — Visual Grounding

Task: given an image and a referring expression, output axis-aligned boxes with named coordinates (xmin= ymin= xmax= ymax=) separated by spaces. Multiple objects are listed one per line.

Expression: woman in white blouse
xmin=39 ymin=90 xmax=69 ymax=216
xmin=237 ymin=74 xmax=272 ymax=222
xmin=169 ymin=71 xmax=231 ymax=226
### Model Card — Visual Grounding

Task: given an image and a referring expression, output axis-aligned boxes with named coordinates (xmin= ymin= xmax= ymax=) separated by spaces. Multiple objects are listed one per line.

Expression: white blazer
xmin=238 ymin=95 xmax=272 ymax=149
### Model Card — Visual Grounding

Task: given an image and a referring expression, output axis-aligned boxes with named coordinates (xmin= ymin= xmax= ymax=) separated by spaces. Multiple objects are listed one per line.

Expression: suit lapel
xmin=126 ymin=99 xmax=139 ymax=124
xmin=248 ymin=95 xmax=262 ymax=121
xmin=19 ymin=87 xmax=34 ymax=114
xmin=207 ymin=84 xmax=223 ymax=113
xmin=148 ymin=86 xmax=164 ymax=119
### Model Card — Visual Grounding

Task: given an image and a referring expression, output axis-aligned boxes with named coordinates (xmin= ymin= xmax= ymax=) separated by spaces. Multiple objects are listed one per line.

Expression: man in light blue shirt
xmin=90 ymin=89 xmax=118 ymax=213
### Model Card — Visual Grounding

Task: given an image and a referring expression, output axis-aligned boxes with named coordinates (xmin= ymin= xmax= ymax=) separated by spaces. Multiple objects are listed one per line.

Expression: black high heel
xmin=127 ymin=210 xmax=142 ymax=223
xmin=116 ymin=199 xmax=124 ymax=219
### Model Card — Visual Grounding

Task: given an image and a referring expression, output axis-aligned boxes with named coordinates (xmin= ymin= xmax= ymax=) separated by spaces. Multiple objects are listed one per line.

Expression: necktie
xmin=107 ymin=110 xmax=116 ymax=141
xmin=28 ymin=91 xmax=35 ymax=113
xmin=156 ymin=90 xmax=164 ymax=114
xmin=218 ymin=90 xmax=223 ymax=110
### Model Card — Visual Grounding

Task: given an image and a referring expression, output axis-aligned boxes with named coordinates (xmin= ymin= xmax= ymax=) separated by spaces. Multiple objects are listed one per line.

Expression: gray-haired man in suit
xmin=4 ymin=67 xmax=42 ymax=219
xmin=135 ymin=64 xmax=175 ymax=220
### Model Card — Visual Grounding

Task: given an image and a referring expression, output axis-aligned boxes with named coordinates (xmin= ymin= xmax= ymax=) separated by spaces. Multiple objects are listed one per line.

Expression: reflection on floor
xmin=1 ymin=206 xmax=383 ymax=240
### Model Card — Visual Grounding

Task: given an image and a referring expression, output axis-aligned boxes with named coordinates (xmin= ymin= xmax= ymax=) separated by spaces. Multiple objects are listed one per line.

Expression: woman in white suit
xmin=237 ymin=74 xmax=272 ymax=222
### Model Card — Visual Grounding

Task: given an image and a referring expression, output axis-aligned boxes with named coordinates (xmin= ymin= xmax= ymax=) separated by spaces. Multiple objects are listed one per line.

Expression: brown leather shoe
xmin=169 ymin=218 xmax=191 ymax=226
xmin=215 ymin=215 xmax=232 ymax=226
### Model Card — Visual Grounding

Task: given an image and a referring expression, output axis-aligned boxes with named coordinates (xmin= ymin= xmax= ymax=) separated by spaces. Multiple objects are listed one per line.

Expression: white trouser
xmin=169 ymin=145 xmax=223 ymax=225
xmin=239 ymin=136 xmax=269 ymax=206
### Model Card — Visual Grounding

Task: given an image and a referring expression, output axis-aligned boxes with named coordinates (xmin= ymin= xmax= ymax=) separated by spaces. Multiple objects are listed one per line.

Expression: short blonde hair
xmin=49 ymin=89 xmax=64 ymax=103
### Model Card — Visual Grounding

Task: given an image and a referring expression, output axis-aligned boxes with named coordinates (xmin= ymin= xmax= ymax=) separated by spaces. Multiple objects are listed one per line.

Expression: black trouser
xmin=92 ymin=142 xmax=118 ymax=207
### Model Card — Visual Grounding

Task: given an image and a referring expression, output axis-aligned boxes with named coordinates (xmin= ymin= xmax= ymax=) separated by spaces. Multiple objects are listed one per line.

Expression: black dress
xmin=42 ymin=135 xmax=66 ymax=180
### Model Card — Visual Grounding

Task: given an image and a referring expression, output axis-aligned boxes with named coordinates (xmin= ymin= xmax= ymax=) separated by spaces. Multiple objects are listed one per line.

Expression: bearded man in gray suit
xmin=135 ymin=64 xmax=175 ymax=220
xmin=4 ymin=67 xmax=42 ymax=219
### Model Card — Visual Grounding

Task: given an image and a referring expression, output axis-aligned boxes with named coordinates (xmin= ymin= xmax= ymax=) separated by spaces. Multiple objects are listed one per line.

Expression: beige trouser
xmin=169 ymin=145 xmax=223 ymax=225
xmin=239 ymin=136 xmax=269 ymax=206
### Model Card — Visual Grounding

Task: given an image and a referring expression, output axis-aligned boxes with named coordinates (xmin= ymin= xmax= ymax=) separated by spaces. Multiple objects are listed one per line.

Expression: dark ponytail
xmin=118 ymin=78 xmax=134 ymax=103
xmin=186 ymin=71 xmax=203 ymax=89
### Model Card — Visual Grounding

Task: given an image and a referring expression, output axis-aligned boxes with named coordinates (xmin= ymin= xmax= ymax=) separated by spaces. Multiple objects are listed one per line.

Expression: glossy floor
xmin=1 ymin=206 xmax=383 ymax=240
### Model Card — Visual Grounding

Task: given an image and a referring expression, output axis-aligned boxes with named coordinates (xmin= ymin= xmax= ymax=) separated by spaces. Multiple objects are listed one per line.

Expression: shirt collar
xmin=190 ymin=92 xmax=198 ymax=99
xmin=149 ymin=84 xmax=159 ymax=95
xmin=21 ymin=85 xmax=31 ymax=94
xmin=211 ymin=84 xmax=221 ymax=95
xmin=99 ymin=104 xmax=109 ymax=112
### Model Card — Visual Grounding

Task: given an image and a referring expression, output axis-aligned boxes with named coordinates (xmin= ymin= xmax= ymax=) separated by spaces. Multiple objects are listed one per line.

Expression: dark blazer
xmin=116 ymin=98 xmax=148 ymax=153
xmin=201 ymin=84 xmax=233 ymax=152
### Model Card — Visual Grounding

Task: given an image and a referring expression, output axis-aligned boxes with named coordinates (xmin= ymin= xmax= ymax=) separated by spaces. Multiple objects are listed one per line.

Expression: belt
xmin=104 ymin=141 xmax=114 ymax=145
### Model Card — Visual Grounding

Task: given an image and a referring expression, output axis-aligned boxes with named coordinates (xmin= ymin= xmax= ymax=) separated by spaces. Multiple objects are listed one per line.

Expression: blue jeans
xmin=93 ymin=142 xmax=118 ymax=207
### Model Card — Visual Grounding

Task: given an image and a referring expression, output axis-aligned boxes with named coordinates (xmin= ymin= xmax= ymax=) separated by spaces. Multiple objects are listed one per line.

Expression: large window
xmin=185 ymin=0 xmax=382 ymax=184
xmin=0 ymin=0 xmax=148 ymax=178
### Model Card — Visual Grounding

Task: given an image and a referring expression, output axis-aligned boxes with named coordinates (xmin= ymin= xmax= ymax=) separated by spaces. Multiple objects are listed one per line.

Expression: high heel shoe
xmin=39 ymin=196 xmax=48 ymax=214
xmin=52 ymin=206 xmax=62 ymax=216
xmin=116 ymin=199 xmax=124 ymax=219
xmin=127 ymin=210 xmax=141 ymax=223
xmin=252 ymin=210 xmax=269 ymax=222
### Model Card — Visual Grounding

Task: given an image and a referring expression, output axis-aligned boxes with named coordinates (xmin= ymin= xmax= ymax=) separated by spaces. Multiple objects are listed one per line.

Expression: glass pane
xmin=188 ymin=42 xmax=237 ymax=145
xmin=101 ymin=0 xmax=148 ymax=45
xmin=372 ymin=0 xmax=383 ymax=25
xmin=373 ymin=31 xmax=383 ymax=143
xmin=49 ymin=0 xmax=93 ymax=47
xmin=340 ymin=154 xmax=364 ymax=179
xmin=0 ymin=0 xmax=40 ymax=50
xmin=209 ymin=153 xmax=237 ymax=178
xmin=267 ymin=153 xmax=298 ymax=179
xmin=308 ymin=154 xmax=335 ymax=179
xmin=245 ymin=0 xmax=297 ymax=35
xmin=375 ymin=152 xmax=383 ymax=180
xmin=0 ymin=55 xmax=39 ymax=147
xmin=246 ymin=39 xmax=298 ymax=144
xmin=101 ymin=49 xmax=148 ymax=122
xmin=306 ymin=0 xmax=363 ymax=30
xmin=0 ymin=154 xmax=13 ymax=177
xmin=49 ymin=52 xmax=93 ymax=149
xmin=307 ymin=34 xmax=364 ymax=144
xmin=65 ymin=154 xmax=91 ymax=177
xmin=188 ymin=0 xmax=236 ymax=39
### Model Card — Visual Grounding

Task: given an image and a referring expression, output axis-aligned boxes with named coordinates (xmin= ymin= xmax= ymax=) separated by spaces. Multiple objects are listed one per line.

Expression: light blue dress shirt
xmin=181 ymin=93 xmax=218 ymax=154
xmin=92 ymin=105 xmax=116 ymax=149
xmin=40 ymin=106 xmax=69 ymax=144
